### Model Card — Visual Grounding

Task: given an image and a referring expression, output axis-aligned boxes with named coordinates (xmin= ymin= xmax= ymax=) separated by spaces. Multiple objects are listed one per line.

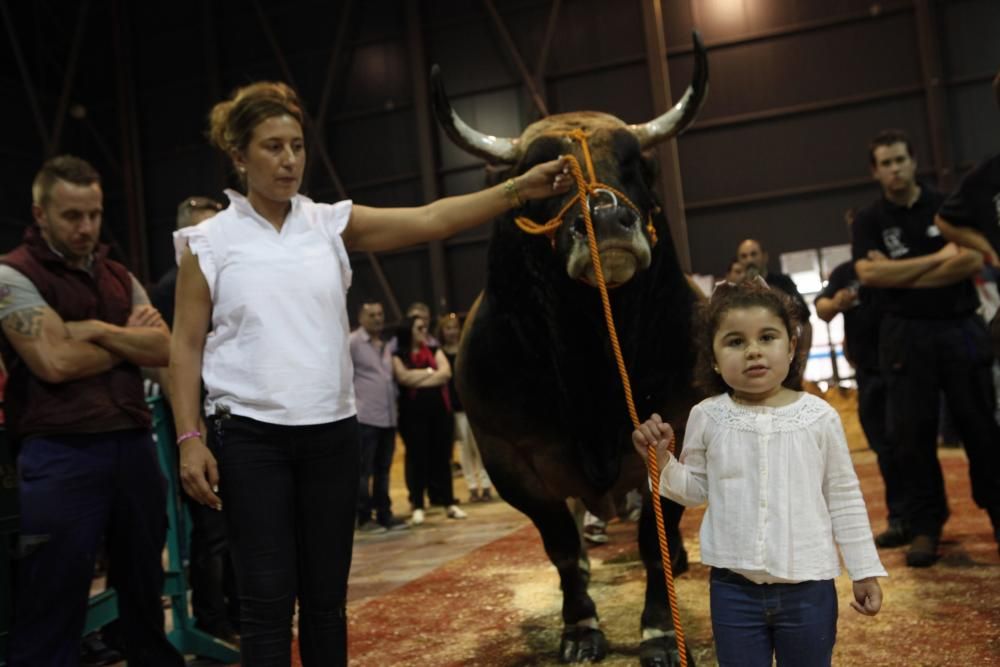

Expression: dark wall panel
xmin=339 ymin=41 xmax=412 ymax=114
xmin=679 ymin=96 xmax=931 ymax=203
xmin=328 ymin=109 xmax=420 ymax=186
xmin=549 ymin=62 xmax=654 ymax=123
xmin=940 ymin=0 xmax=1000 ymax=79
xmin=346 ymin=248 xmax=435 ymax=324
xmin=425 ymin=18 xmax=518 ymax=95
xmin=948 ymin=82 xmax=1000 ymax=167
xmin=547 ymin=0 xmax=646 ymax=74
xmin=678 ymin=13 xmax=922 ymax=122
xmin=687 ymin=182 xmax=877 ymax=276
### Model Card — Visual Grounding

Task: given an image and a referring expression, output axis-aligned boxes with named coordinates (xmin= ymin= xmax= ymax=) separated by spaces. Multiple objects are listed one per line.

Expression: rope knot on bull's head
xmin=512 ymin=129 xmax=659 ymax=253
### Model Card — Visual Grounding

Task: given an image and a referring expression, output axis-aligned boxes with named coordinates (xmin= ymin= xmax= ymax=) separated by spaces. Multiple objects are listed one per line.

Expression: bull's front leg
xmin=479 ymin=441 xmax=607 ymax=663
xmin=637 ymin=492 xmax=694 ymax=667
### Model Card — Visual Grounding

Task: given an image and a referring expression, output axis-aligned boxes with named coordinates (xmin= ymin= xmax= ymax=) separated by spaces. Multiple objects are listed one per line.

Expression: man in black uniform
xmin=935 ymin=69 xmax=1000 ymax=358
xmin=853 ymin=129 xmax=1000 ymax=567
xmin=816 ymin=210 xmax=904 ymax=547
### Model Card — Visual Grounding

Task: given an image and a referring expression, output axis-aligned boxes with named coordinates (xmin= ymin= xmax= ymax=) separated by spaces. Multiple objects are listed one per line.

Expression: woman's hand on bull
xmin=515 ymin=155 xmax=574 ymax=201
xmin=179 ymin=437 xmax=223 ymax=511
xmin=631 ymin=413 xmax=675 ymax=474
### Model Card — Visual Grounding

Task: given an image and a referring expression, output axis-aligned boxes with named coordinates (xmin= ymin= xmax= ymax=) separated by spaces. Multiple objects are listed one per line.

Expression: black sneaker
xmin=905 ymin=534 xmax=940 ymax=568
xmin=875 ymin=521 xmax=912 ymax=548
xmin=380 ymin=515 xmax=410 ymax=531
xmin=358 ymin=520 xmax=388 ymax=534
xmin=80 ymin=632 xmax=123 ymax=667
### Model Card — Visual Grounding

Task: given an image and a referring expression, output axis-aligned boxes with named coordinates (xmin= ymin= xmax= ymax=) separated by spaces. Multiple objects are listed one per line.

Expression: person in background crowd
xmin=437 ymin=312 xmax=493 ymax=503
xmin=407 ymin=301 xmax=439 ymax=346
xmin=935 ymin=68 xmax=1000 ymax=360
xmin=350 ymin=301 xmax=408 ymax=533
xmin=723 ymin=257 xmax=746 ymax=284
xmin=0 ymin=155 xmax=183 ymax=666
xmin=393 ymin=315 xmax=467 ymax=524
xmin=852 ymin=128 xmax=1000 ymax=566
xmin=815 ymin=208 xmax=904 ymax=547
xmin=148 ymin=195 xmax=240 ymax=646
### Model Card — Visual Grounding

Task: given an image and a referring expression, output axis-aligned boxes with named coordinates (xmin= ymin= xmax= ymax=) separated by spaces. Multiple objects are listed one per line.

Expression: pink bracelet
xmin=176 ymin=430 xmax=202 ymax=446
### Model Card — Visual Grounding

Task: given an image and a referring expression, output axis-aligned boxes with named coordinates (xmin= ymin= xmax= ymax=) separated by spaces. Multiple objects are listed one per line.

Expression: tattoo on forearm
xmin=2 ymin=307 xmax=45 ymax=339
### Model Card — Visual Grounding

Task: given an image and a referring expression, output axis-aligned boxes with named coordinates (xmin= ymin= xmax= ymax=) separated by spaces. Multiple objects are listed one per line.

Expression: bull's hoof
xmin=639 ymin=636 xmax=694 ymax=667
xmin=559 ymin=626 xmax=608 ymax=663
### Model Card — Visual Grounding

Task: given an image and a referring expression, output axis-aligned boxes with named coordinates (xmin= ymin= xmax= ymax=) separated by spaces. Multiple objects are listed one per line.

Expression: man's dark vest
xmin=0 ymin=225 xmax=150 ymax=440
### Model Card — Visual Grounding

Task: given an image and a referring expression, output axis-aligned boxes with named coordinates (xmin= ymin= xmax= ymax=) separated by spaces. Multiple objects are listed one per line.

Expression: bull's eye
xmin=571 ymin=214 xmax=587 ymax=239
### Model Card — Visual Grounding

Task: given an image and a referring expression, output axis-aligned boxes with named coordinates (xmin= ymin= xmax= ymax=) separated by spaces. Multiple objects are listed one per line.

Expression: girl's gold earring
xmin=713 ymin=366 xmax=720 ymax=374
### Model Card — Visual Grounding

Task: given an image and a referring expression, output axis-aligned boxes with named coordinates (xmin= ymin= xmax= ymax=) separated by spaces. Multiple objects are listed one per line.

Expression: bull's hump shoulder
xmin=521 ymin=112 xmax=628 ymax=145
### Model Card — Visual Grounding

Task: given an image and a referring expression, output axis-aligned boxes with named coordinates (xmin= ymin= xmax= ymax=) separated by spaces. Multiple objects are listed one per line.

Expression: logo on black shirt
xmin=882 ymin=227 xmax=910 ymax=258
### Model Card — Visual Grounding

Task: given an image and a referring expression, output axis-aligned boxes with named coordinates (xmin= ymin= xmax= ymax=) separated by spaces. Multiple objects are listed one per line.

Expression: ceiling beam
xmin=482 ymin=0 xmax=549 ymax=117
xmin=640 ymin=0 xmax=691 ymax=272
xmin=47 ymin=0 xmax=89 ymax=155
xmin=1 ymin=0 xmax=51 ymax=148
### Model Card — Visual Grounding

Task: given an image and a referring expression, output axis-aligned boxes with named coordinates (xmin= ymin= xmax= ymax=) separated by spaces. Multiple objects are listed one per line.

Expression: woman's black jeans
xmin=209 ymin=412 xmax=360 ymax=667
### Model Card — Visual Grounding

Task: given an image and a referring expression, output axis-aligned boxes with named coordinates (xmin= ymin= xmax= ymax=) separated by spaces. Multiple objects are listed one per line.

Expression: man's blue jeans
xmin=357 ymin=424 xmax=396 ymax=524
xmin=710 ymin=568 xmax=837 ymax=667
xmin=8 ymin=430 xmax=183 ymax=667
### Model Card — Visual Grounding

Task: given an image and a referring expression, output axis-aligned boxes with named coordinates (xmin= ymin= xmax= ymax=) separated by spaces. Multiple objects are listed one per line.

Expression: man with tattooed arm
xmin=0 ymin=156 xmax=183 ymax=666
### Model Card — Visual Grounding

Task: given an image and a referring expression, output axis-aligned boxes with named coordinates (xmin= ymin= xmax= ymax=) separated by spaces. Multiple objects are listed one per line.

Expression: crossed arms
xmin=854 ymin=240 xmax=983 ymax=289
xmin=0 ymin=303 xmax=169 ymax=384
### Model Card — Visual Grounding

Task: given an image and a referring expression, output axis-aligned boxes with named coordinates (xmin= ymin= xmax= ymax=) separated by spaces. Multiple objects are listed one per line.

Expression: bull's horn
xmin=630 ymin=30 xmax=709 ymax=149
xmin=430 ymin=64 xmax=521 ymax=164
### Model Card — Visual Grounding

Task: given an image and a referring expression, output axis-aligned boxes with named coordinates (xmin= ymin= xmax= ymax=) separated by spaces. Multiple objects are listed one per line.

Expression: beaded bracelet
xmin=176 ymin=430 xmax=202 ymax=446
xmin=503 ymin=178 xmax=523 ymax=209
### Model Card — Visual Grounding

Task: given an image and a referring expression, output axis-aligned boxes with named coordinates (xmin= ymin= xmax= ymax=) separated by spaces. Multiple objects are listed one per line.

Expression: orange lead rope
xmin=515 ymin=131 xmax=688 ymax=666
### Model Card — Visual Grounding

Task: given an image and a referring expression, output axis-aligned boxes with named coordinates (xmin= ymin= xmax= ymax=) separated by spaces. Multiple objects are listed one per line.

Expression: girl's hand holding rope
xmin=632 ymin=412 xmax=676 ymax=476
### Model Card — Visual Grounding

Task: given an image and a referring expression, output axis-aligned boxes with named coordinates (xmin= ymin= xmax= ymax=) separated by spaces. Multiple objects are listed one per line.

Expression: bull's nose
xmin=614 ymin=207 xmax=638 ymax=229
xmin=593 ymin=205 xmax=637 ymax=230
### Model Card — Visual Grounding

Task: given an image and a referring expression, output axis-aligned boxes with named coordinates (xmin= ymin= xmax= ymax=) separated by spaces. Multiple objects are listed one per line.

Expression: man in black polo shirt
xmin=853 ymin=129 xmax=1000 ymax=567
xmin=816 ymin=209 xmax=904 ymax=547
xmin=935 ymin=69 xmax=1000 ymax=357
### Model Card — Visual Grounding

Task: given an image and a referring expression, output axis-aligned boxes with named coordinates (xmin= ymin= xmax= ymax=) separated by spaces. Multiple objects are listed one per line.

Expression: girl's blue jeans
xmin=710 ymin=567 xmax=837 ymax=666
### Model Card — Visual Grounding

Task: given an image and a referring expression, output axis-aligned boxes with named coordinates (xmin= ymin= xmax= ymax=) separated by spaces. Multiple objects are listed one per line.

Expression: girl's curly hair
xmin=693 ymin=279 xmax=804 ymax=395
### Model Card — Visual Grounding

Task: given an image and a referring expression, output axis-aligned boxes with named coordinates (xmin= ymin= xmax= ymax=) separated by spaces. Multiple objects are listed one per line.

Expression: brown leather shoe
xmin=905 ymin=534 xmax=940 ymax=567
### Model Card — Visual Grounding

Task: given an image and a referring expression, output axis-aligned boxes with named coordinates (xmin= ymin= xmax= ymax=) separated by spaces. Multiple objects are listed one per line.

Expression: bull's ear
xmin=640 ymin=152 xmax=659 ymax=186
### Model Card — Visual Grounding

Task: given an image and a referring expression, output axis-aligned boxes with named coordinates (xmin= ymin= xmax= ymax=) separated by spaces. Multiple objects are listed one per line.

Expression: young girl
xmin=633 ymin=279 xmax=885 ymax=666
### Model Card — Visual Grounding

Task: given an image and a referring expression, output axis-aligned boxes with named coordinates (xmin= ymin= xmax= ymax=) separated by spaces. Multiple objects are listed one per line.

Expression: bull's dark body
xmin=455 ymin=121 xmax=701 ymax=664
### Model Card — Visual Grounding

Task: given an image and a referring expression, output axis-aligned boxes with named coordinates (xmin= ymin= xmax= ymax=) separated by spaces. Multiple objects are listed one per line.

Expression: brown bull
xmin=433 ymin=33 xmax=709 ymax=666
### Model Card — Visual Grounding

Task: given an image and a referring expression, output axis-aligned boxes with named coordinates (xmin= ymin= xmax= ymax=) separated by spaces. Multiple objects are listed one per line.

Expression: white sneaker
xmin=446 ymin=504 xmax=467 ymax=520
xmin=411 ymin=508 xmax=425 ymax=525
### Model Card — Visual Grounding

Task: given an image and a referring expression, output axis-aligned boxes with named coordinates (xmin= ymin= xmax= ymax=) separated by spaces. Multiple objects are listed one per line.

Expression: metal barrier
xmin=0 ymin=397 xmax=239 ymax=664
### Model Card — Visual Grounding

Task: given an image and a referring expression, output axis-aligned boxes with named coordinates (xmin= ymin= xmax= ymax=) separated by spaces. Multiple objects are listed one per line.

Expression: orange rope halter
xmin=514 ymin=129 xmax=658 ymax=248
xmin=514 ymin=128 xmax=687 ymax=666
